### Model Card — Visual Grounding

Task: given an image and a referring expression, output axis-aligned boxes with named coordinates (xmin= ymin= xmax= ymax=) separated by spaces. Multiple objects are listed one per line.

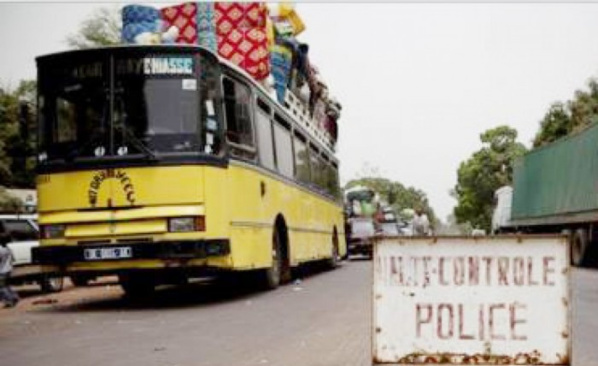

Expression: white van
xmin=2 ymin=214 xmax=63 ymax=293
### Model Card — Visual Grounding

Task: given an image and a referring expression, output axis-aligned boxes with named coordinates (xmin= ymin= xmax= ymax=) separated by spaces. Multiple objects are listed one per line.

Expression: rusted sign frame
xmin=372 ymin=235 xmax=571 ymax=366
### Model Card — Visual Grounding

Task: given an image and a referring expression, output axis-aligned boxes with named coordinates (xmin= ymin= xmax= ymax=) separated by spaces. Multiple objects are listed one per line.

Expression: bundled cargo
xmin=161 ymin=2 xmax=199 ymax=44
xmin=215 ymin=2 xmax=270 ymax=81
xmin=121 ymin=5 xmax=179 ymax=44
xmin=120 ymin=2 xmax=341 ymax=149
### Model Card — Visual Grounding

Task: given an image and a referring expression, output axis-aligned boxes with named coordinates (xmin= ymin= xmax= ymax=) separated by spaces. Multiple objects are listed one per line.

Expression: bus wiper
xmin=115 ymin=125 xmax=159 ymax=161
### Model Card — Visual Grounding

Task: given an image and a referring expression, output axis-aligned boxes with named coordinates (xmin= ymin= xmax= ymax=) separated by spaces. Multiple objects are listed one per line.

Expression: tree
xmin=66 ymin=6 xmax=122 ymax=49
xmin=0 ymin=80 xmax=38 ymax=188
xmin=532 ymin=102 xmax=572 ymax=147
xmin=435 ymin=213 xmax=471 ymax=235
xmin=568 ymin=79 xmax=598 ymax=131
xmin=534 ymin=78 xmax=598 ymax=147
xmin=0 ymin=187 xmax=23 ymax=212
xmin=344 ymin=177 xmax=436 ymax=227
xmin=453 ymin=125 xmax=527 ymax=232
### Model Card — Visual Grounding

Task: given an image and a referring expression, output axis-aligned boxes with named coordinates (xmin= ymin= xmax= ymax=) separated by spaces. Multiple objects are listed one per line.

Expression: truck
xmin=492 ymin=121 xmax=598 ymax=266
xmin=344 ymin=186 xmax=404 ymax=257
xmin=344 ymin=186 xmax=379 ymax=258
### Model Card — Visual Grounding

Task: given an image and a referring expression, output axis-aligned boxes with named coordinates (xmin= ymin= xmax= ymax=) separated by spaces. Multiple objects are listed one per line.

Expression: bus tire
xmin=260 ymin=228 xmax=283 ymax=290
xmin=40 ymin=276 xmax=64 ymax=293
xmin=326 ymin=228 xmax=340 ymax=269
xmin=70 ymin=275 xmax=92 ymax=287
xmin=572 ymin=228 xmax=588 ymax=267
xmin=119 ymin=273 xmax=155 ymax=297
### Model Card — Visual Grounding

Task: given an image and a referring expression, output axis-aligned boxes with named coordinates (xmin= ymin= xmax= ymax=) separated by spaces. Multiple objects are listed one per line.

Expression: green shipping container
xmin=512 ymin=122 xmax=598 ymax=224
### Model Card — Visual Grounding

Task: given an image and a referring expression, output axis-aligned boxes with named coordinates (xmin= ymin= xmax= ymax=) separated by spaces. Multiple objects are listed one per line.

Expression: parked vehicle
xmin=346 ymin=217 xmax=376 ymax=257
xmin=379 ymin=222 xmax=401 ymax=236
xmin=492 ymin=122 xmax=598 ymax=266
xmin=33 ymin=40 xmax=345 ymax=295
xmin=2 ymin=214 xmax=63 ymax=293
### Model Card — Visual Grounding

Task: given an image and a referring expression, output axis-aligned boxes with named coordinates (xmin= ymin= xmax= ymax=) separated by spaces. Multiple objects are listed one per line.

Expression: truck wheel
xmin=119 ymin=273 xmax=155 ymax=297
xmin=40 ymin=276 xmax=64 ymax=293
xmin=572 ymin=228 xmax=588 ymax=267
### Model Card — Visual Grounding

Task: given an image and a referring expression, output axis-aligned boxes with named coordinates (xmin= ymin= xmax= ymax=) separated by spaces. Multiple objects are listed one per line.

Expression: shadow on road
xmin=32 ymin=260 xmax=345 ymax=313
xmin=347 ymin=255 xmax=372 ymax=262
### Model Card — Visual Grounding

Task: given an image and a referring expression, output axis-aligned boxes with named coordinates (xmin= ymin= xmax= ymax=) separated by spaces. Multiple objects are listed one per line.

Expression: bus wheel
xmin=326 ymin=229 xmax=340 ymax=269
xmin=40 ymin=276 xmax=64 ymax=293
xmin=259 ymin=226 xmax=290 ymax=290
xmin=572 ymin=228 xmax=589 ymax=267
xmin=70 ymin=275 xmax=93 ymax=287
xmin=119 ymin=273 xmax=155 ymax=297
xmin=261 ymin=229 xmax=283 ymax=289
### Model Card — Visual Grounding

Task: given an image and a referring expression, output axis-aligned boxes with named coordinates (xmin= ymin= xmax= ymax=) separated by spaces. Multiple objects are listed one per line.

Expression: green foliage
xmin=532 ymin=102 xmax=572 ymax=147
xmin=66 ymin=6 xmax=122 ymax=49
xmin=435 ymin=213 xmax=472 ymax=235
xmin=344 ymin=177 xmax=436 ymax=226
xmin=0 ymin=80 xmax=37 ymax=188
xmin=0 ymin=187 xmax=23 ymax=213
xmin=453 ymin=125 xmax=526 ymax=232
xmin=533 ymin=79 xmax=598 ymax=147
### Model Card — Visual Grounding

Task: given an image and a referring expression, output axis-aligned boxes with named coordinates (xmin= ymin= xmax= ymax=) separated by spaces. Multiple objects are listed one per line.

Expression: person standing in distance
xmin=413 ymin=208 xmax=430 ymax=236
xmin=0 ymin=235 xmax=19 ymax=308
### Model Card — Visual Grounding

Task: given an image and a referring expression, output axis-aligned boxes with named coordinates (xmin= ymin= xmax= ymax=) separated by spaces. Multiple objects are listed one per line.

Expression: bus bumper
xmin=32 ymin=239 xmax=230 ymax=265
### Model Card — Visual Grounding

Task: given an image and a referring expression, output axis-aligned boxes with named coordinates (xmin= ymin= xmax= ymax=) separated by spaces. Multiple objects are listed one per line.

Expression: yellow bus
xmin=32 ymin=45 xmax=346 ymax=295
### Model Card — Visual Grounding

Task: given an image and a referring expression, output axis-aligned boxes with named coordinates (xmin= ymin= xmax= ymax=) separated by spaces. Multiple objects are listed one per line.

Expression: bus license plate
xmin=84 ymin=247 xmax=132 ymax=261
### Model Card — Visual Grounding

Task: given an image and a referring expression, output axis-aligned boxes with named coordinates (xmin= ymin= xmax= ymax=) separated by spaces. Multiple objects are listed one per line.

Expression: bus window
xmin=112 ymin=53 xmax=207 ymax=156
xmin=255 ymin=106 xmax=275 ymax=170
xmin=321 ymin=154 xmax=333 ymax=195
xmin=223 ymin=77 xmax=255 ymax=160
xmin=309 ymin=143 xmax=321 ymax=188
xmin=294 ymin=132 xmax=310 ymax=183
xmin=55 ymin=98 xmax=78 ymax=143
xmin=38 ymin=56 xmax=109 ymax=161
xmin=331 ymin=162 xmax=341 ymax=199
xmin=273 ymin=115 xmax=294 ymax=178
xmin=199 ymin=55 xmax=224 ymax=155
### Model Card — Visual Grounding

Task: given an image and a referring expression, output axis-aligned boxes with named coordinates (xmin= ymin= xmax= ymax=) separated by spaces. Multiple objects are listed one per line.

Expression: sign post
xmin=373 ymin=236 xmax=570 ymax=365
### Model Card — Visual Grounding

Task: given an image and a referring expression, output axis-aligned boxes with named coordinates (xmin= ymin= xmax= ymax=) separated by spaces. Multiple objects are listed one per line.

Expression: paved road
xmin=0 ymin=260 xmax=371 ymax=366
xmin=0 ymin=260 xmax=596 ymax=366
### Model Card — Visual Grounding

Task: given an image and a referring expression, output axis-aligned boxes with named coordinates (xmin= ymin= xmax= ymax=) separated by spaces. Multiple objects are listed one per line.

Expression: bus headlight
xmin=41 ymin=224 xmax=66 ymax=239
xmin=168 ymin=217 xmax=205 ymax=232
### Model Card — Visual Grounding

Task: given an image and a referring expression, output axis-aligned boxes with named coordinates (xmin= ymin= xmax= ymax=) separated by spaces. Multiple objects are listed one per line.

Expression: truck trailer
xmin=493 ymin=122 xmax=598 ymax=266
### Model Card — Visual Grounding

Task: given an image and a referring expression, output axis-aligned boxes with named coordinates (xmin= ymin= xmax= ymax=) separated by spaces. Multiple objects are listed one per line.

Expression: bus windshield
xmin=38 ymin=49 xmax=223 ymax=163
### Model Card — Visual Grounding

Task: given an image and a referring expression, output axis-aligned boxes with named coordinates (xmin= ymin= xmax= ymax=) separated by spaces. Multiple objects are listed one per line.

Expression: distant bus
xmin=33 ymin=45 xmax=346 ymax=295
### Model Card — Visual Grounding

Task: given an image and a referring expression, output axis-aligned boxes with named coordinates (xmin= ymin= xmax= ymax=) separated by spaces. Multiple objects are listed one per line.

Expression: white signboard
xmin=373 ymin=236 xmax=570 ymax=365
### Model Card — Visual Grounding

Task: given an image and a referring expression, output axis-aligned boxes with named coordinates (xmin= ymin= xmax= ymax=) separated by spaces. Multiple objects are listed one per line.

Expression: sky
xmin=2 ymin=2 xmax=598 ymax=221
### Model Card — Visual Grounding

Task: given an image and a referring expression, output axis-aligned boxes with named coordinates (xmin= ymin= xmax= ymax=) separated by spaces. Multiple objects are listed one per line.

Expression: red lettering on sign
xmin=483 ymin=257 xmax=493 ymax=285
xmin=468 ymin=257 xmax=480 ymax=286
xmin=458 ymin=304 xmax=474 ymax=340
xmin=513 ymin=257 xmax=525 ymax=286
xmin=416 ymin=303 xmax=433 ymax=338
xmin=510 ymin=302 xmax=527 ymax=340
xmin=437 ymin=304 xmax=454 ymax=339
xmin=528 ymin=256 xmax=539 ymax=286
xmin=422 ymin=256 xmax=432 ymax=287
xmin=498 ymin=257 xmax=509 ymax=286
xmin=414 ymin=302 xmax=527 ymax=342
xmin=543 ymin=256 xmax=555 ymax=286
xmin=453 ymin=257 xmax=465 ymax=286
xmin=439 ymin=258 xmax=449 ymax=286
xmin=489 ymin=304 xmax=506 ymax=340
